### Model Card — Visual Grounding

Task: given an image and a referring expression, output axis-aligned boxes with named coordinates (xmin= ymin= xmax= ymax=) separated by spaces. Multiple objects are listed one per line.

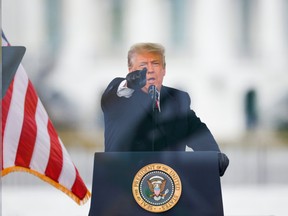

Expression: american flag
xmin=1 ymin=33 xmax=91 ymax=205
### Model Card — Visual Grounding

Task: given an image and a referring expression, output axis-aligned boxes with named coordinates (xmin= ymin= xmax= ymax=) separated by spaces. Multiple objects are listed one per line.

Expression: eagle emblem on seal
xmin=147 ymin=176 xmax=169 ymax=201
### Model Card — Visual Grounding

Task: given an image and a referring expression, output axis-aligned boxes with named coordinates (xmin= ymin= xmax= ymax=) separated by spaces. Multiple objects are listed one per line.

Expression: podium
xmin=89 ymin=151 xmax=224 ymax=216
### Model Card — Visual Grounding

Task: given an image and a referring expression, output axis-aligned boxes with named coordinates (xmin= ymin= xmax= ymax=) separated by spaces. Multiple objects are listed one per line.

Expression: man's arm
xmin=178 ymin=91 xmax=220 ymax=152
xmin=101 ymin=77 xmax=125 ymax=112
xmin=182 ymin=92 xmax=229 ymax=176
xmin=186 ymin=109 xmax=220 ymax=151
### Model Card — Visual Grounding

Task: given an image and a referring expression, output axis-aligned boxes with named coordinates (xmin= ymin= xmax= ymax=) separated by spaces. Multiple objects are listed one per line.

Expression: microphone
xmin=148 ymin=85 xmax=156 ymax=100
xmin=148 ymin=85 xmax=159 ymax=150
xmin=148 ymin=85 xmax=159 ymax=111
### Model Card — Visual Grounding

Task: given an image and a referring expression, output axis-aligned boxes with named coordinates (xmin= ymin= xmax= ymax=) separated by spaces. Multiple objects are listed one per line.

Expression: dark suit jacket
xmin=101 ymin=78 xmax=220 ymax=152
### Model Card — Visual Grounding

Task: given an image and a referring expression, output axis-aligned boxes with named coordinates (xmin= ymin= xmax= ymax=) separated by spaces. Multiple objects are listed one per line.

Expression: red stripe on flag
xmin=1 ymin=80 xmax=14 ymax=143
xmin=1 ymin=80 xmax=14 ymax=170
xmin=15 ymin=81 xmax=38 ymax=167
xmin=45 ymin=120 xmax=63 ymax=182
xmin=71 ymin=168 xmax=89 ymax=200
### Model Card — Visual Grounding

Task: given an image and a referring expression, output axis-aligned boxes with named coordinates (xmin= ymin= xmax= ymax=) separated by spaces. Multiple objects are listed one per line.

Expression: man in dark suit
xmin=101 ymin=43 xmax=228 ymax=175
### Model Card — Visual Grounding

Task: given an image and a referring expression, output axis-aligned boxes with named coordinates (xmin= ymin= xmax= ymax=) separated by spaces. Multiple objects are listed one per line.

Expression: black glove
xmin=126 ymin=68 xmax=147 ymax=89
xmin=218 ymin=152 xmax=229 ymax=177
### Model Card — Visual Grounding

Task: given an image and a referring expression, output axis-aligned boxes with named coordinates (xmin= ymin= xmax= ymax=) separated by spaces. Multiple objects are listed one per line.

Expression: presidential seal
xmin=132 ymin=163 xmax=182 ymax=213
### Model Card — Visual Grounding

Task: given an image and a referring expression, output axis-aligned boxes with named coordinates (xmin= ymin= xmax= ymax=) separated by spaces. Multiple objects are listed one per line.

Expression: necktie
xmin=148 ymin=85 xmax=160 ymax=112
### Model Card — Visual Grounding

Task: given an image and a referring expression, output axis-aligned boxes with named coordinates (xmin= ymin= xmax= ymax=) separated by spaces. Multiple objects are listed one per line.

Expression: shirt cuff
xmin=117 ymin=80 xmax=134 ymax=98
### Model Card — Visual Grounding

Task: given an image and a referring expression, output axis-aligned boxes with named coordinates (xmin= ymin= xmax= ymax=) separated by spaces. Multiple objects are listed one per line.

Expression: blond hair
xmin=127 ymin=42 xmax=166 ymax=68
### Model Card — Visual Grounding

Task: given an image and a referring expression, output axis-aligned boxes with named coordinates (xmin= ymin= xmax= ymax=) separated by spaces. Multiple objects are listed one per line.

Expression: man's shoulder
xmin=109 ymin=77 xmax=125 ymax=85
xmin=162 ymin=86 xmax=191 ymax=111
xmin=105 ymin=77 xmax=125 ymax=90
xmin=162 ymin=86 xmax=189 ymax=97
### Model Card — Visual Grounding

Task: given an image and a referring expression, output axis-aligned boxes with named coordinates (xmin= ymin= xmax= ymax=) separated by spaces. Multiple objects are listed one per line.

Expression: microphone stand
xmin=148 ymin=85 xmax=158 ymax=151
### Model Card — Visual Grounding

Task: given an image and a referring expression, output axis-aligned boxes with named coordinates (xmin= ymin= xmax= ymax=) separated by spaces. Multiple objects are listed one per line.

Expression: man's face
xmin=129 ymin=52 xmax=166 ymax=93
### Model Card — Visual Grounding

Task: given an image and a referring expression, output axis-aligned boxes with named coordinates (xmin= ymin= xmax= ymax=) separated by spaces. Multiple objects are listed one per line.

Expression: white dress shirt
xmin=117 ymin=80 xmax=161 ymax=111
